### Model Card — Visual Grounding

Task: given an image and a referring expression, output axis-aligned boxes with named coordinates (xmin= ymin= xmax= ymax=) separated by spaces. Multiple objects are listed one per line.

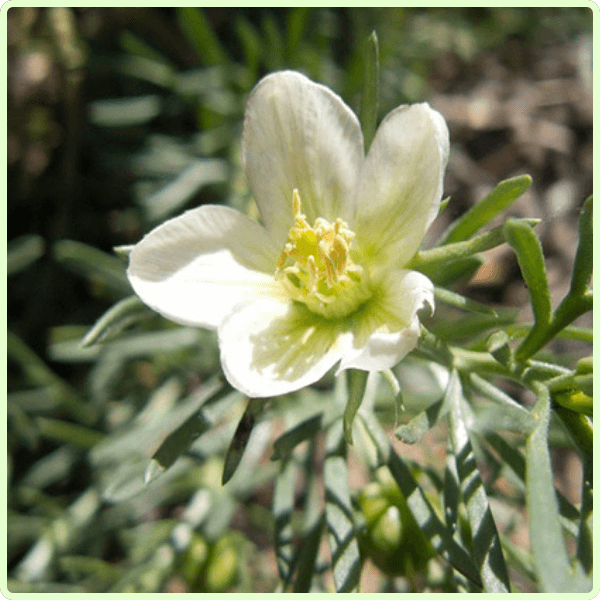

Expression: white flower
xmin=127 ymin=71 xmax=449 ymax=398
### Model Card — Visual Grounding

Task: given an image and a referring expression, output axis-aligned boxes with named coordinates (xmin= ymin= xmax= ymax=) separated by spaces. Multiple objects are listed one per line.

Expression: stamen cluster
xmin=276 ymin=189 xmax=370 ymax=318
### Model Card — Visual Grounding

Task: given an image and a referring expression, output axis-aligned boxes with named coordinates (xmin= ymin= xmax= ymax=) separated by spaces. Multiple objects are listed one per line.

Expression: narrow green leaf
xmin=360 ymin=31 xmax=379 ymax=153
xmin=271 ymin=412 xmax=323 ymax=461
xmin=429 ymin=309 xmax=518 ymax=342
xmin=273 ymin=456 xmax=299 ymax=583
xmin=53 ymin=240 xmax=131 ymax=296
xmin=222 ymin=398 xmax=266 ymax=485
xmin=177 ymin=7 xmax=228 ymax=66
xmin=503 ymin=218 xmax=552 ymax=337
xmin=525 ymin=385 xmax=589 ymax=592
xmin=442 ymin=445 xmax=461 ymax=537
xmin=287 ymin=7 xmax=310 ymax=57
xmin=141 ymin=159 xmax=227 ymax=223
xmin=235 ymin=17 xmax=262 ymax=73
xmin=447 ymin=370 xmax=510 ymax=592
xmin=435 ymin=286 xmax=497 ymax=316
xmin=148 ymin=380 xmax=228 ymax=472
xmin=324 ymin=420 xmax=361 ymax=592
xmin=8 ymin=331 xmax=92 ymax=424
xmin=89 ymin=96 xmax=162 ymax=128
xmin=467 ymin=373 xmax=535 ymax=431
xmin=343 ymin=369 xmax=369 ymax=444
xmin=412 ymin=218 xmax=540 ymax=276
xmin=576 ymin=461 xmax=593 ymax=575
xmin=387 ymin=449 xmax=482 ymax=588
xmin=429 ymin=255 xmax=484 ymax=286
xmin=292 ymin=514 xmax=325 ymax=592
xmin=570 ymin=196 xmax=593 ymax=296
xmin=504 ymin=323 xmax=592 ymax=343
xmin=358 ymin=412 xmax=481 ymax=587
xmin=395 ymin=397 xmax=448 ymax=444
xmin=441 ymin=175 xmax=532 ymax=244
xmin=34 ymin=417 xmax=103 ymax=449
xmin=8 ymin=234 xmax=45 ymax=275
xmin=82 ymin=296 xmax=150 ymax=347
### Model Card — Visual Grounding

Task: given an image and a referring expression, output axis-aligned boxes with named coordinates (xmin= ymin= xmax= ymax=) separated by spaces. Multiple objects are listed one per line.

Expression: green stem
xmin=516 ymin=292 xmax=592 ymax=362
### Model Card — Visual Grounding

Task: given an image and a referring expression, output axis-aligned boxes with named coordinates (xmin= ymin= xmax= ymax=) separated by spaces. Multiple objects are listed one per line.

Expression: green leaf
xmin=434 ymin=286 xmax=497 ymax=316
xmin=429 ymin=255 xmax=484 ymax=286
xmin=525 ymin=385 xmax=589 ymax=592
xmin=503 ymin=219 xmax=552 ymax=355
xmin=287 ymin=7 xmax=310 ymax=58
xmin=570 ymin=196 xmax=593 ymax=297
xmin=142 ymin=380 xmax=227 ymax=473
xmin=140 ymin=159 xmax=227 ymax=223
xmin=324 ymin=420 xmax=361 ymax=592
xmin=8 ymin=234 xmax=45 ymax=275
xmin=446 ymin=370 xmax=510 ymax=592
xmin=395 ymin=397 xmax=448 ymax=444
xmin=576 ymin=461 xmax=593 ymax=575
xmin=88 ymin=96 xmax=162 ymax=128
xmin=387 ymin=449 xmax=482 ymax=588
xmin=273 ymin=456 xmax=299 ymax=583
xmin=343 ymin=369 xmax=369 ymax=444
xmin=467 ymin=373 xmax=535 ymax=432
xmin=177 ymin=7 xmax=228 ymax=66
xmin=360 ymin=31 xmax=379 ymax=153
xmin=53 ymin=240 xmax=131 ymax=296
xmin=222 ymin=398 xmax=266 ymax=485
xmin=411 ymin=218 xmax=540 ymax=276
xmin=271 ymin=412 xmax=323 ymax=461
xmin=82 ymin=296 xmax=150 ymax=347
xmin=441 ymin=175 xmax=532 ymax=244
xmin=359 ymin=412 xmax=481 ymax=587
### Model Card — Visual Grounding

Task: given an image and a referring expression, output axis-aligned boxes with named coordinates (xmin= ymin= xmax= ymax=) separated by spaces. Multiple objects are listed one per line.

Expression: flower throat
xmin=276 ymin=189 xmax=371 ymax=319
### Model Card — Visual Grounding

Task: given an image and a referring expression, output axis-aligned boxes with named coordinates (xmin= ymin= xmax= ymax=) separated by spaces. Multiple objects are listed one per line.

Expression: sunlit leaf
xmin=273 ymin=456 xmax=298 ymax=583
xmin=324 ymin=420 xmax=361 ymax=592
xmin=446 ymin=370 xmax=510 ymax=592
xmin=441 ymin=175 xmax=532 ymax=245
xmin=525 ymin=385 xmax=589 ymax=592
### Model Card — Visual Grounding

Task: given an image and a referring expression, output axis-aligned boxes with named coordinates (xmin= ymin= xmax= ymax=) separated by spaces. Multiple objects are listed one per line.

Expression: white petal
xmin=354 ymin=103 xmax=449 ymax=267
xmin=219 ymin=298 xmax=349 ymax=397
xmin=127 ymin=205 xmax=282 ymax=328
xmin=242 ymin=70 xmax=364 ymax=246
xmin=337 ymin=269 xmax=434 ymax=373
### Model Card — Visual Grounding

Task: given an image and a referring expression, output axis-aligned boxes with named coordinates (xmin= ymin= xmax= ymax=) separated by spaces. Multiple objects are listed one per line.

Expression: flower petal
xmin=337 ymin=269 xmax=434 ymax=372
xmin=219 ymin=298 xmax=350 ymax=397
xmin=127 ymin=205 xmax=282 ymax=328
xmin=354 ymin=103 xmax=449 ymax=267
xmin=242 ymin=70 xmax=364 ymax=246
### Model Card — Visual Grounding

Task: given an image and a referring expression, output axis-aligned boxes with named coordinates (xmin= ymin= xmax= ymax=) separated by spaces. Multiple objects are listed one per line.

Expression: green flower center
xmin=276 ymin=189 xmax=372 ymax=318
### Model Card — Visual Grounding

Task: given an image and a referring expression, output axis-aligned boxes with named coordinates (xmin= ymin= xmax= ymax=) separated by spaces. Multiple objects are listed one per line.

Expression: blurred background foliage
xmin=7 ymin=7 xmax=592 ymax=592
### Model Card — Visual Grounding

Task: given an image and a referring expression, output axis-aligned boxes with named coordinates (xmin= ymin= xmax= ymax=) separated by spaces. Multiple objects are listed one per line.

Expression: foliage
xmin=7 ymin=7 xmax=592 ymax=593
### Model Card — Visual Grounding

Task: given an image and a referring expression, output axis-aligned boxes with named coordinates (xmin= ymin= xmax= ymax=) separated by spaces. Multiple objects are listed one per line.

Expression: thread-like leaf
xmin=503 ymin=219 xmax=552 ymax=355
xmin=570 ymin=196 xmax=593 ymax=296
xmin=441 ymin=175 xmax=532 ymax=244
xmin=360 ymin=31 xmax=379 ymax=153
xmin=82 ymin=296 xmax=150 ymax=347
xmin=177 ymin=7 xmax=228 ymax=66
xmin=343 ymin=369 xmax=369 ymax=444
xmin=222 ymin=398 xmax=266 ymax=485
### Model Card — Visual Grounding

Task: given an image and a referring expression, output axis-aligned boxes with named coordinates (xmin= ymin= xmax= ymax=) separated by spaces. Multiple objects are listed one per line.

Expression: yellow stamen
xmin=275 ymin=189 xmax=371 ymax=318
